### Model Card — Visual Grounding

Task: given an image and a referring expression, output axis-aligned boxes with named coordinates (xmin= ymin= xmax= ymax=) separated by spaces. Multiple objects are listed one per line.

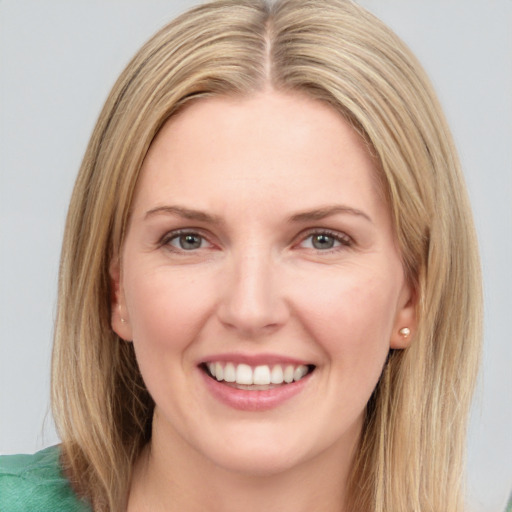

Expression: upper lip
xmin=198 ymin=352 xmax=314 ymax=367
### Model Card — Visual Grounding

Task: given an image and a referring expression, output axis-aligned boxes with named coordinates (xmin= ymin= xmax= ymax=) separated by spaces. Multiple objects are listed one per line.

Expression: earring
xmin=119 ymin=304 xmax=126 ymax=323
xmin=399 ymin=327 xmax=411 ymax=338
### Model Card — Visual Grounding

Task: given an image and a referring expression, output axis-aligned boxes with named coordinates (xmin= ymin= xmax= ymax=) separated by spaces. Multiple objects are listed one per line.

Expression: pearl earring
xmin=119 ymin=304 xmax=126 ymax=323
xmin=399 ymin=327 xmax=411 ymax=338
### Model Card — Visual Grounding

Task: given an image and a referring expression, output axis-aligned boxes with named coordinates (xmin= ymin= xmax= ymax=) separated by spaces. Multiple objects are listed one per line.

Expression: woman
xmin=0 ymin=0 xmax=482 ymax=511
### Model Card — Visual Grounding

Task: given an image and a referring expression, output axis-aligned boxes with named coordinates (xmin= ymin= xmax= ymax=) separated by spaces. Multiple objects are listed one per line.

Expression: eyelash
xmin=160 ymin=229 xmax=213 ymax=253
xmin=298 ymin=229 xmax=353 ymax=252
xmin=159 ymin=228 xmax=353 ymax=254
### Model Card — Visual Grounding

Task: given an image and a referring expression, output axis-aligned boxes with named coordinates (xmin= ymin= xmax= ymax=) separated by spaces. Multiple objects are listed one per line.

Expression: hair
xmin=51 ymin=1 xmax=482 ymax=511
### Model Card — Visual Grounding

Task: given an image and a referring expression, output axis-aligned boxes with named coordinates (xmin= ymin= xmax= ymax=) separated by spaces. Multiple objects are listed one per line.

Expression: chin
xmin=205 ymin=444 xmax=309 ymax=477
xmin=190 ymin=422 xmax=331 ymax=478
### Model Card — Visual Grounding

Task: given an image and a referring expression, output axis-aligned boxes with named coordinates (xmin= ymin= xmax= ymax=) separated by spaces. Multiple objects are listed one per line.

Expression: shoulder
xmin=0 ymin=445 xmax=91 ymax=512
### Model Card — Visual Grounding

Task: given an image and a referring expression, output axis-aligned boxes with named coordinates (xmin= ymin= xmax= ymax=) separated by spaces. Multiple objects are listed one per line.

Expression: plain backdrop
xmin=0 ymin=1 xmax=511 ymax=511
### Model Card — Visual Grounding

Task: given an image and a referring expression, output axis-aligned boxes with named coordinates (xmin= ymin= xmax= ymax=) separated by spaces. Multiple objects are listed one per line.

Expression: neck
xmin=127 ymin=416 xmax=359 ymax=512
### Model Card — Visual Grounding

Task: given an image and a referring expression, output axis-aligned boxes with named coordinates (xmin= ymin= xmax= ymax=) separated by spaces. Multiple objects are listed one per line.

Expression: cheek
xmin=122 ymin=267 xmax=218 ymax=410
xmin=124 ymin=266 xmax=214 ymax=355
xmin=294 ymin=266 xmax=400 ymax=369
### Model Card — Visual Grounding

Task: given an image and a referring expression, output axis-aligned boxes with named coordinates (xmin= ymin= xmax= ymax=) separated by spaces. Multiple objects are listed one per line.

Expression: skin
xmin=111 ymin=90 xmax=416 ymax=512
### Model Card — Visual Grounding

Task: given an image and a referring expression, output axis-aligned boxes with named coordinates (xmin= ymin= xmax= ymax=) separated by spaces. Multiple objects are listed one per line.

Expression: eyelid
xmin=158 ymin=227 xmax=353 ymax=253
xmin=296 ymin=228 xmax=353 ymax=250
xmin=160 ymin=228 xmax=216 ymax=251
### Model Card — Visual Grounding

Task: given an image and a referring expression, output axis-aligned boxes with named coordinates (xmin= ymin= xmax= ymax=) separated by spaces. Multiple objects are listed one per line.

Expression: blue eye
xmin=310 ymin=234 xmax=338 ymax=250
xmin=306 ymin=233 xmax=340 ymax=251
xmin=300 ymin=231 xmax=351 ymax=250
xmin=168 ymin=233 xmax=205 ymax=250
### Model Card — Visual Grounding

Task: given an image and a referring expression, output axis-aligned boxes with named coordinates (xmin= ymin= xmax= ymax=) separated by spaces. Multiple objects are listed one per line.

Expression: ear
xmin=109 ymin=256 xmax=133 ymax=341
xmin=390 ymin=281 xmax=418 ymax=349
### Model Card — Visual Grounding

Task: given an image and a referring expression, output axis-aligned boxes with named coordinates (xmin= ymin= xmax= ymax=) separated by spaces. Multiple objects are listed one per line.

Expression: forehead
xmin=132 ymin=90 xmax=386 ymax=221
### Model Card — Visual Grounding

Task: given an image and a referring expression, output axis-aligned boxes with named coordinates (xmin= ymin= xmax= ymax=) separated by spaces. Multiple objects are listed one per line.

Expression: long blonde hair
xmin=52 ymin=1 xmax=482 ymax=510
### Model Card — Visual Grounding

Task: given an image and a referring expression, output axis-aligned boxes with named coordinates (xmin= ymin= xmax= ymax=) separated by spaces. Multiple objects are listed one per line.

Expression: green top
xmin=1 ymin=445 xmax=510 ymax=511
xmin=0 ymin=445 xmax=91 ymax=512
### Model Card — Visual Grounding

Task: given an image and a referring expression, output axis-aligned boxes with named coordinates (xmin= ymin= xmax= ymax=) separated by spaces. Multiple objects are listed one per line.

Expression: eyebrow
xmin=144 ymin=205 xmax=222 ymax=224
xmin=144 ymin=204 xmax=372 ymax=225
xmin=288 ymin=205 xmax=373 ymax=224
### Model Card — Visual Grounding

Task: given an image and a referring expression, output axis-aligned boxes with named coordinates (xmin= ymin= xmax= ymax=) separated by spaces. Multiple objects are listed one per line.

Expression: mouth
xmin=200 ymin=361 xmax=316 ymax=390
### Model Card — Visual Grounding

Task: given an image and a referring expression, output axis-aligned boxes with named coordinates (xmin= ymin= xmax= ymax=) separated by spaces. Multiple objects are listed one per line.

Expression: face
xmin=112 ymin=91 xmax=415 ymax=476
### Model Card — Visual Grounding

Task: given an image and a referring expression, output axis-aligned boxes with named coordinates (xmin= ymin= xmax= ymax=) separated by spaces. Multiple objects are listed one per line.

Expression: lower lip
xmin=200 ymin=370 xmax=311 ymax=411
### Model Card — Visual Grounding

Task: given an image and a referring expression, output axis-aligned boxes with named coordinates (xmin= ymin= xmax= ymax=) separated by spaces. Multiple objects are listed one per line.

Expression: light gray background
xmin=1 ymin=1 xmax=511 ymax=511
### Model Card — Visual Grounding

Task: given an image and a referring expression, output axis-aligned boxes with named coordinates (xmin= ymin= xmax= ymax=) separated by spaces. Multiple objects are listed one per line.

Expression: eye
xmin=299 ymin=230 xmax=352 ymax=251
xmin=166 ymin=232 xmax=208 ymax=251
xmin=310 ymin=233 xmax=339 ymax=250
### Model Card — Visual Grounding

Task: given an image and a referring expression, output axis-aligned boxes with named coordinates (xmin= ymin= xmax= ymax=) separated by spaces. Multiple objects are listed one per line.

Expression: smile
xmin=204 ymin=362 xmax=315 ymax=388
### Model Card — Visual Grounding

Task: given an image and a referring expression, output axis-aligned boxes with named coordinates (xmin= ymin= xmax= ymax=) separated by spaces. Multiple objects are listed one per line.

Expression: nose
xmin=216 ymin=249 xmax=289 ymax=338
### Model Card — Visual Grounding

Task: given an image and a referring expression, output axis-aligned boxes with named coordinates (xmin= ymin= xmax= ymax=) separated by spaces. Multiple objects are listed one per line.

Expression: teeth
xmin=270 ymin=365 xmax=284 ymax=384
xmin=283 ymin=365 xmax=294 ymax=383
xmin=253 ymin=365 xmax=271 ymax=385
xmin=294 ymin=365 xmax=308 ymax=381
xmin=224 ymin=362 xmax=236 ymax=382
xmin=206 ymin=362 xmax=311 ymax=386
xmin=215 ymin=362 xmax=224 ymax=381
xmin=236 ymin=364 xmax=253 ymax=385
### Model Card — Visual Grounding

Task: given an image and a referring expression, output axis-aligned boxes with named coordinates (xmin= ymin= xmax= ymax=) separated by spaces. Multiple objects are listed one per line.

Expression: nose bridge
xmin=218 ymin=243 xmax=286 ymax=335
